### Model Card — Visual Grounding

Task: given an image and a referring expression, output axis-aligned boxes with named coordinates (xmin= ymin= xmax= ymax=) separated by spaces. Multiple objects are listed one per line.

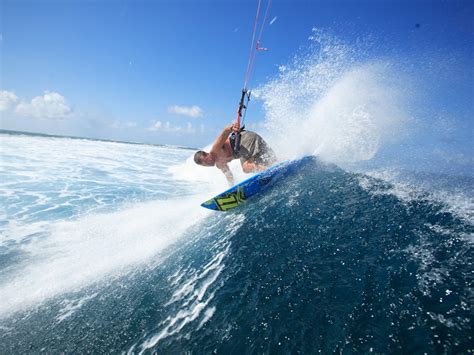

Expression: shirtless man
xmin=194 ymin=123 xmax=277 ymax=186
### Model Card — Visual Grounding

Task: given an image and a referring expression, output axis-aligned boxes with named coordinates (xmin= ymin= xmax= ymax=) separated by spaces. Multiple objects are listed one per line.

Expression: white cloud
xmin=165 ymin=122 xmax=179 ymax=132
xmin=148 ymin=120 xmax=200 ymax=134
xmin=148 ymin=120 xmax=163 ymax=131
xmin=15 ymin=91 xmax=72 ymax=119
xmin=167 ymin=105 xmax=203 ymax=118
xmin=0 ymin=90 xmax=19 ymax=111
xmin=110 ymin=120 xmax=137 ymax=129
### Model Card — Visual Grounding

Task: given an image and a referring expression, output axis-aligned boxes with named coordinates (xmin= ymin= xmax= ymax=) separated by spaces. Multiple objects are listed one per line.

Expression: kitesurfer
xmin=194 ymin=122 xmax=277 ymax=186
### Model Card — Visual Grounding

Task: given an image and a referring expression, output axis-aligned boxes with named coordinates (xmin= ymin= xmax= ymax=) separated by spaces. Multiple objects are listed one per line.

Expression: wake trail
xmin=0 ymin=195 xmax=210 ymax=318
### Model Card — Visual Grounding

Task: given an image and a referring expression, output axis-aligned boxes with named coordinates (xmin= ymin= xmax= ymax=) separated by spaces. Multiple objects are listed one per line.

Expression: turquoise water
xmin=0 ymin=131 xmax=472 ymax=353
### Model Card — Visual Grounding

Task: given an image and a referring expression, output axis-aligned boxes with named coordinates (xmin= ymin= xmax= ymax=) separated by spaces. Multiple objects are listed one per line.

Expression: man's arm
xmin=218 ymin=163 xmax=234 ymax=186
xmin=210 ymin=124 xmax=234 ymax=154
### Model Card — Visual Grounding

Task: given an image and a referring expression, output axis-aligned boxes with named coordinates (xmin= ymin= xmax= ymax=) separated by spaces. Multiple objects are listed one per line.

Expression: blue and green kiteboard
xmin=201 ymin=155 xmax=313 ymax=211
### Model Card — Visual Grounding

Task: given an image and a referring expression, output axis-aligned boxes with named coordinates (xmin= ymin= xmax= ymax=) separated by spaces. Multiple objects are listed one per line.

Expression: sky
xmin=1 ymin=0 xmax=473 ymax=159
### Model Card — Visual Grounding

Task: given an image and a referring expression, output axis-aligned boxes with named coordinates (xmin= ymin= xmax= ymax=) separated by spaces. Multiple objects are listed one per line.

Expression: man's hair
xmin=194 ymin=150 xmax=207 ymax=165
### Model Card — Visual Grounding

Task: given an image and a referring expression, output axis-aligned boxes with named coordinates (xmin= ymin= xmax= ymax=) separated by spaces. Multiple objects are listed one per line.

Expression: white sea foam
xmin=0 ymin=133 xmax=216 ymax=318
xmin=254 ymin=29 xmax=472 ymax=226
xmin=0 ymin=196 xmax=210 ymax=318
xmin=255 ymin=29 xmax=411 ymax=164
xmin=358 ymin=168 xmax=474 ymax=226
xmin=1 ymin=133 xmax=197 ymax=230
xmin=139 ymin=248 xmax=227 ymax=351
xmin=55 ymin=292 xmax=98 ymax=323
xmin=136 ymin=215 xmax=244 ymax=352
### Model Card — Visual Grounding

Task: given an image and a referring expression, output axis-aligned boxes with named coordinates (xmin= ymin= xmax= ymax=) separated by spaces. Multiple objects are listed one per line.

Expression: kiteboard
xmin=201 ymin=155 xmax=314 ymax=211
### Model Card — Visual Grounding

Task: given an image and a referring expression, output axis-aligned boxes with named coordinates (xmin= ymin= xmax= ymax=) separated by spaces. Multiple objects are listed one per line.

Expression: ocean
xmin=0 ymin=130 xmax=472 ymax=353
xmin=1 ymin=27 xmax=473 ymax=354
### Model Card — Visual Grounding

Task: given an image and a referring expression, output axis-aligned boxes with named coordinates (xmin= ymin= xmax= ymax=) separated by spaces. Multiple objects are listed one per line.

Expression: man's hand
xmin=242 ymin=160 xmax=267 ymax=173
xmin=219 ymin=163 xmax=234 ymax=186
xmin=232 ymin=121 xmax=240 ymax=132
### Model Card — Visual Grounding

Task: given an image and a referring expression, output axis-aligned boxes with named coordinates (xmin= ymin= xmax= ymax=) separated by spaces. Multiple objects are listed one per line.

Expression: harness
xmin=230 ymin=126 xmax=245 ymax=158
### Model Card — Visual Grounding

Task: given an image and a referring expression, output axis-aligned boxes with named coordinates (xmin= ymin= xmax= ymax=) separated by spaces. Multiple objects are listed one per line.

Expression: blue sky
xmin=1 ymin=0 xmax=473 ymax=170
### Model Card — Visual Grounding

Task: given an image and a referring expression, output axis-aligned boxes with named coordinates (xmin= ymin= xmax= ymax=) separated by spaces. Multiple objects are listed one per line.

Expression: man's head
xmin=194 ymin=150 xmax=215 ymax=167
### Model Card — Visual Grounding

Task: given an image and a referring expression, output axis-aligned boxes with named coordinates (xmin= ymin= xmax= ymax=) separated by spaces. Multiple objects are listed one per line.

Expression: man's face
xmin=199 ymin=153 xmax=214 ymax=167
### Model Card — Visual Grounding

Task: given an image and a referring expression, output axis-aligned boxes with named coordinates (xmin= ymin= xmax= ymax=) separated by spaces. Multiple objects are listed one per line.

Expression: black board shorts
xmin=238 ymin=131 xmax=277 ymax=166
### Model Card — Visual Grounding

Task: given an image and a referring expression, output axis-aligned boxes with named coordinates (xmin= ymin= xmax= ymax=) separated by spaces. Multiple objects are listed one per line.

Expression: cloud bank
xmin=0 ymin=91 xmax=19 ymax=111
xmin=167 ymin=105 xmax=203 ymax=118
xmin=148 ymin=120 xmax=202 ymax=134
xmin=1 ymin=90 xmax=72 ymax=120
